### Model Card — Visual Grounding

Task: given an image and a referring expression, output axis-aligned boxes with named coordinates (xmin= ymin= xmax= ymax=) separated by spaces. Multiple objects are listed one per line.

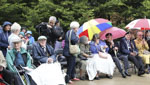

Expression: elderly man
xmin=6 ymin=37 xmax=36 ymax=85
xmin=32 ymin=36 xmax=56 ymax=65
xmin=36 ymin=16 xmax=64 ymax=47
xmin=120 ymin=32 xmax=145 ymax=76
xmin=0 ymin=21 xmax=12 ymax=57
xmin=105 ymin=33 xmax=128 ymax=78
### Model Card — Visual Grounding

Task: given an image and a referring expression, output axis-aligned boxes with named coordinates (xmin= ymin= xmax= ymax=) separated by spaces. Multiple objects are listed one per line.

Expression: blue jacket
xmin=28 ymin=36 xmax=35 ymax=45
xmin=0 ymin=27 xmax=2 ymax=33
xmin=120 ymin=38 xmax=138 ymax=55
xmin=89 ymin=40 xmax=109 ymax=54
xmin=32 ymin=42 xmax=56 ymax=63
xmin=63 ymin=30 xmax=79 ymax=57
xmin=6 ymin=48 xmax=32 ymax=73
xmin=99 ymin=40 xmax=109 ymax=52
xmin=0 ymin=30 xmax=11 ymax=57
xmin=89 ymin=41 xmax=101 ymax=54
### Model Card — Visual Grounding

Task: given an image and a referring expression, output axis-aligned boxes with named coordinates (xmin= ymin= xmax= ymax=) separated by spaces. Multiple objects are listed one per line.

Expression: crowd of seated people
xmin=1 ymin=17 xmax=150 ymax=85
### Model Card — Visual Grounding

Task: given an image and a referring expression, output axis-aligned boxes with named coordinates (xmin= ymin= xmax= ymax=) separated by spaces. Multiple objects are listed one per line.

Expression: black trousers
xmin=128 ymin=55 xmax=145 ymax=71
xmin=2 ymin=69 xmax=36 ymax=85
xmin=1 ymin=69 xmax=23 ymax=85
xmin=66 ymin=55 xmax=76 ymax=79
xmin=112 ymin=55 xmax=129 ymax=72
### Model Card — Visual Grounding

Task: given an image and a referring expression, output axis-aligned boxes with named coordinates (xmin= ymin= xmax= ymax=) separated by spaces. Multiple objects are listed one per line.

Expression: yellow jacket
xmin=134 ymin=39 xmax=149 ymax=55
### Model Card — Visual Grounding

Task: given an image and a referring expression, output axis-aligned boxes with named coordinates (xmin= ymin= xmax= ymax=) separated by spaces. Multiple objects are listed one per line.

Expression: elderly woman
xmin=63 ymin=21 xmax=80 ymax=84
xmin=8 ymin=22 xmax=26 ymax=49
xmin=6 ymin=37 xmax=36 ymax=85
xmin=134 ymin=31 xmax=150 ymax=73
xmin=89 ymin=34 xmax=115 ymax=79
xmin=78 ymin=36 xmax=91 ymax=80
xmin=0 ymin=21 xmax=12 ymax=57
xmin=78 ymin=36 xmax=101 ymax=80
xmin=6 ymin=37 xmax=33 ymax=72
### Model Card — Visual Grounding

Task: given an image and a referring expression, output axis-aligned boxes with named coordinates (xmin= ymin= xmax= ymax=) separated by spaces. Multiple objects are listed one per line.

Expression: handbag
xmin=54 ymin=41 xmax=63 ymax=52
xmin=68 ymin=30 xmax=80 ymax=54
xmin=78 ymin=54 xmax=87 ymax=60
xmin=143 ymin=50 xmax=150 ymax=55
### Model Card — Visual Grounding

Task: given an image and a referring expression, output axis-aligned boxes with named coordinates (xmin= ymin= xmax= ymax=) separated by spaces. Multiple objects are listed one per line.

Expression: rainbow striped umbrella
xmin=77 ymin=18 xmax=112 ymax=40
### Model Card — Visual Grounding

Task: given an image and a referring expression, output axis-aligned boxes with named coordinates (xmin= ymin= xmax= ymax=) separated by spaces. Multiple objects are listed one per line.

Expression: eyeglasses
xmin=138 ymin=35 xmax=143 ymax=36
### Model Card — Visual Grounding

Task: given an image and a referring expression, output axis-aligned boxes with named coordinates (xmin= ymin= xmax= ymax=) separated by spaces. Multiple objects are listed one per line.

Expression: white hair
xmin=49 ymin=16 xmax=57 ymax=23
xmin=11 ymin=22 xmax=21 ymax=33
xmin=70 ymin=21 xmax=80 ymax=29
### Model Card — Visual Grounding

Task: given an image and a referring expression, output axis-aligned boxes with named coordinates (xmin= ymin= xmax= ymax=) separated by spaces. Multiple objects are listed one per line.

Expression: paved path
xmin=73 ymin=73 xmax=150 ymax=85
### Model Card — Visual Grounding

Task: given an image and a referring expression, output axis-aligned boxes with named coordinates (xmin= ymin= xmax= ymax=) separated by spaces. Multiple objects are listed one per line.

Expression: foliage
xmin=0 ymin=0 xmax=150 ymax=37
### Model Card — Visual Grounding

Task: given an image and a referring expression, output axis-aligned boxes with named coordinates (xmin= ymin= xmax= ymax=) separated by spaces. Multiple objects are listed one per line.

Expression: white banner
xmin=28 ymin=63 xmax=66 ymax=85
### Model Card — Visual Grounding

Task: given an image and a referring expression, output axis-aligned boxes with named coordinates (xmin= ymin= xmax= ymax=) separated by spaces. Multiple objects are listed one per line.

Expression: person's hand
xmin=133 ymin=51 xmax=137 ymax=56
xmin=111 ymin=41 xmax=114 ymax=45
xmin=26 ymin=39 xmax=29 ymax=43
xmin=8 ymin=46 xmax=11 ymax=50
xmin=47 ymin=58 xmax=53 ymax=64
xmin=0 ymin=66 xmax=4 ymax=71
xmin=130 ymin=52 xmax=136 ymax=56
xmin=88 ymin=55 xmax=93 ymax=58
xmin=100 ymin=55 xmax=107 ymax=59
xmin=142 ymin=39 xmax=146 ymax=45
xmin=99 ymin=52 xmax=107 ymax=59
xmin=59 ymin=54 xmax=63 ymax=56
xmin=130 ymin=52 xmax=134 ymax=56
xmin=113 ymin=47 xmax=118 ymax=51
xmin=59 ymin=37 xmax=62 ymax=40
xmin=47 ymin=24 xmax=52 ymax=29
xmin=103 ymin=45 xmax=108 ymax=49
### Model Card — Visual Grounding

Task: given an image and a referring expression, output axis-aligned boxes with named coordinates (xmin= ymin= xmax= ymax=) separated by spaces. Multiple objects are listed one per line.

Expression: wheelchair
xmin=0 ymin=78 xmax=10 ymax=85
xmin=13 ymin=65 xmax=36 ymax=85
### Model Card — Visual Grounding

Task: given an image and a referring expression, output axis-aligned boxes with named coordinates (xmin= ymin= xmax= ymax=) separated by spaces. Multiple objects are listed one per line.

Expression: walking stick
xmin=114 ymin=49 xmax=118 ymax=57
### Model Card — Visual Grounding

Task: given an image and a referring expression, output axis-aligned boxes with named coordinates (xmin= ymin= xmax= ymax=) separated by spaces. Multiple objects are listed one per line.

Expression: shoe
xmin=124 ymin=71 xmax=131 ymax=76
xmin=106 ymin=75 xmax=113 ymax=79
xmin=121 ymin=72 xmax=126 ymax=78
xmin=68 ymin=80 xmax=73 ymax=84
xmin=80 ymin=77 xmax=85 ymax=80
xmin=72 ymin=78 xmax=80 ymax=81
xmin=145 ymin=69 xmax=150 ymax=74
xmin=94 ymin=77 xmax=100 ymax=80
xmin=138 ymin=70 xmax=145 ymax=76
